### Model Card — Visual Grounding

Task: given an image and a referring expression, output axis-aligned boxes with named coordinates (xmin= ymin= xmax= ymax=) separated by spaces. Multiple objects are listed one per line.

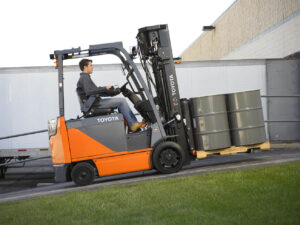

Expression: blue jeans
xmin=98 ymin=98 xmax=137 ymax=126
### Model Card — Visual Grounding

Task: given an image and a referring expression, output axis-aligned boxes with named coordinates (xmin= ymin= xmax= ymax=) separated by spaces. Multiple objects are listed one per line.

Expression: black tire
xmin=0 ymin=158 xmax=6 ymax=179
xmin=0 ymin=167 xmax=6 ymax=179
xmin=71 ymin=162 xmax=95 ymax=186
xmin=152 ymin=141 xmax=185 ymax=174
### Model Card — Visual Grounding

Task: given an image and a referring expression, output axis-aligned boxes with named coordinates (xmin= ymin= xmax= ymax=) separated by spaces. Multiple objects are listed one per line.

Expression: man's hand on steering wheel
xmin=105 ymin=85 xmax=121 ymax=96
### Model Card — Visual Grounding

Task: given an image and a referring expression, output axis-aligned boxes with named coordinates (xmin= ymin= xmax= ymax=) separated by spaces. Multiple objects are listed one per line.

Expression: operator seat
xmin=76 ymin=89 xmax=115 ymax=118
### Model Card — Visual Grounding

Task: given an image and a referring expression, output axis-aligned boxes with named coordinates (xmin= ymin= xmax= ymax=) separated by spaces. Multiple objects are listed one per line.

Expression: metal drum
xmin=189 ymin=95 xmax=231 ymax=150
xmin=227 ymin=90 xmax=266 ymax=146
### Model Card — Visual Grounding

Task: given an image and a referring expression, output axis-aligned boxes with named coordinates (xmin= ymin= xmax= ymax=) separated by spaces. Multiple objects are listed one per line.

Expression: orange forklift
xmin=48 ymin=25 xmax=196 ymax=185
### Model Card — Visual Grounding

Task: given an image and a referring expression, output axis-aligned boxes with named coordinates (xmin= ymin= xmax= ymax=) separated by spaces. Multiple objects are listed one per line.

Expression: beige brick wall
xmin=223 ymin=13 xmax=300 ymax=59
xmin=181 ymin=0 xmax=300 ymax=61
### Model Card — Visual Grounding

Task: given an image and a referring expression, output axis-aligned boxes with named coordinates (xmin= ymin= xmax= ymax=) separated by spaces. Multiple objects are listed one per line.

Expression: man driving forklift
xmin=76 ymin=59 xmax=144 ymax=132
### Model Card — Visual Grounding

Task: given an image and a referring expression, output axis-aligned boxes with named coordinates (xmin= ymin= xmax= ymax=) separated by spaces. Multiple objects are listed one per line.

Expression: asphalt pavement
xmin=0 ymin=148 xmax=299 ymax=203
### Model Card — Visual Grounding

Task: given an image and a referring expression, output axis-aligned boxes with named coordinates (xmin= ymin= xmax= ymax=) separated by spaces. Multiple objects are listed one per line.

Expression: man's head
xmin=79 ymin=59 xmax=93 ymax=74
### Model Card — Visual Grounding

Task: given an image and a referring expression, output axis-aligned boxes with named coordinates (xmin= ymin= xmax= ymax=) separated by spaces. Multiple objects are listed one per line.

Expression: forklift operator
xmin=77 ymin=59 xmax=143 ymax=132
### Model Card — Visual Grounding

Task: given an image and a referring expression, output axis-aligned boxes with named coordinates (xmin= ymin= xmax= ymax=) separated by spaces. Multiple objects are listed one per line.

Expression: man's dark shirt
xmin=77 ymin=73 xmax=107 ymax=101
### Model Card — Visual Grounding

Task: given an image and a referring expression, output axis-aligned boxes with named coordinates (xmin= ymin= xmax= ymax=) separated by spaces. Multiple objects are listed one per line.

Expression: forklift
xmin=48 ymin=24 xmax=196 ymax=185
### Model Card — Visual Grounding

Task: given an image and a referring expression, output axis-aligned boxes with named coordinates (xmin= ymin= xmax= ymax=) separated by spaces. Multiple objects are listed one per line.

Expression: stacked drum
xmin=189 ymin=95 xmax=231 ymax=150
xmin=188 ymin=90 xmax=266 ymax=151
xmin=227 ymin=90 xmax=266 ymax=146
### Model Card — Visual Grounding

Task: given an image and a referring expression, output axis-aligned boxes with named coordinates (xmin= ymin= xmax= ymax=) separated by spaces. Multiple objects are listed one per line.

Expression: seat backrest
xmin=76 ymin=87 xmax=86 ymax=108
xmin=76 ymin=88 xmax=114 ymax=117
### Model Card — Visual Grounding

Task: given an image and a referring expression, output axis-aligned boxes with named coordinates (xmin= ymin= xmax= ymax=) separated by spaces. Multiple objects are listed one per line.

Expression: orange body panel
xmin=49 ymin=117 xmax=71 ymax=164
xmin=94 ymin=149 xmax=152 ymax=176
xmin=67 ymin=127 xmax=152 ymax=176
xmin=68 ymin=128 xmax=115 ymax=159
xmin=50 ymin=117 xmax=153 ymax=177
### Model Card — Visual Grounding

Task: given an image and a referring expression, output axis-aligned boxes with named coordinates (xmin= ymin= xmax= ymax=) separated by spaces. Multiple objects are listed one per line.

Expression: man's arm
xmin=81 ymin=76 xmax=107 ymax=96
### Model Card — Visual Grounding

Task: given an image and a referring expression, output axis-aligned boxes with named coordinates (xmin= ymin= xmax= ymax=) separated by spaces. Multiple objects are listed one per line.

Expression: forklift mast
xmin=136 ymin=24 xmax=189 ymax=152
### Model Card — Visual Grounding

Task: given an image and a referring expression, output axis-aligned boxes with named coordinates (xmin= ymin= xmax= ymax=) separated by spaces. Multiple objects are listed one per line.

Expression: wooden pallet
xmin=196 ymin=142 xmax=270 ymax=159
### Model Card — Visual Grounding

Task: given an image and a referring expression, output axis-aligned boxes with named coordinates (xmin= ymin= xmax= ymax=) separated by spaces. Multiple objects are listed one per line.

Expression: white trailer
xmin=0 ymin=59 xmax=299 ymax=168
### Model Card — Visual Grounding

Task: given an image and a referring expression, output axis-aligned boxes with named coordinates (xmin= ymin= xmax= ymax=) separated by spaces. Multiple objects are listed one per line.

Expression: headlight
xmin=48 ymin=118 xmax=58 ymax=137
xmin=175 ymin=113 xmax=182 ymax=121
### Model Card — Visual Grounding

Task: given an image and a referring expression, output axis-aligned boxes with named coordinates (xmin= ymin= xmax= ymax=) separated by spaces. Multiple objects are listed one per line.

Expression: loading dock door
xmin=267 ymin=60 xmax=300 ymax=141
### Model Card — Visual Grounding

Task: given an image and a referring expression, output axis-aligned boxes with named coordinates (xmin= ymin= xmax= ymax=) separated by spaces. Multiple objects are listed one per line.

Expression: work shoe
xmin=130 ymin=122 xmax=145 ymax=132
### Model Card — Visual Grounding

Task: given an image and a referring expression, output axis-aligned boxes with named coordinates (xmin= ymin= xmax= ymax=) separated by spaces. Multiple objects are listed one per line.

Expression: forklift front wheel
xmin=152 ymin=141 xmax=185 ymax=174
xmin=71 ymin=162 xmax=95 ymax=186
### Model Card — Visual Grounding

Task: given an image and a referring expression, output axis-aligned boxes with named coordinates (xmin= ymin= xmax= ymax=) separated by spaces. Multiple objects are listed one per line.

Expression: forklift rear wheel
xmin=152 ymin=141 xmax=185 ymax=174
xmin=71 ymin=162 xmax=95 ymax=186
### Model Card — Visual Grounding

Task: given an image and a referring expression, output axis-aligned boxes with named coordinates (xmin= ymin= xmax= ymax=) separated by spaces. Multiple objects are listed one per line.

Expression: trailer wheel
xmin=0 ymin=158 xmax=6 ymax=179
xmin=0 ymin=167 xmax=6 ymax=179
xmin=71 ymin=162 xmax=95 ymax=186
xmin=152 ymin=141 xmax=185 ymax=174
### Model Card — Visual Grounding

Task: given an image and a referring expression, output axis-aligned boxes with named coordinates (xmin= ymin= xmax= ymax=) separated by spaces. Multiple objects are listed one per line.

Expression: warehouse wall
xmin=223 ymin=12 xmax=300 ymax=59
xmin=181 ymin=0 xmax=300 ymax=61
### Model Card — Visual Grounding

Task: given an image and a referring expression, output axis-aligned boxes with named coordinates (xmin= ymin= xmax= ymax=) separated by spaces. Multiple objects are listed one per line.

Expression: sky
xmin=0 ymin=0 xmax=235 ymax=68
